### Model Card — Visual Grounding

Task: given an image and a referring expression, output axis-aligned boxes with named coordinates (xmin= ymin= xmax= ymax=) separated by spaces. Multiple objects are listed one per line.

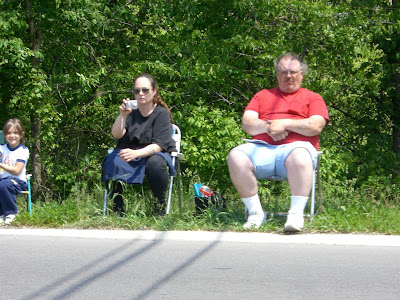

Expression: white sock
xmin=288 ymin=195 xmax=308 ymax=215
xmin=242 ymin=194 xmax=263 ymax=215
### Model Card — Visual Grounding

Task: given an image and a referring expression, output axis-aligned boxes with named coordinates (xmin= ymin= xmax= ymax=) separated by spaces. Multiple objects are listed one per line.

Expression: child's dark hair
xmin=3 ymin=118 xmax=25 ymax=145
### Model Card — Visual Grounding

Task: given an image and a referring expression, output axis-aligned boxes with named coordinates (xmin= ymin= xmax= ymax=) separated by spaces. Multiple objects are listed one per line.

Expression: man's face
xmin=277 ymin=57 xmax=303 ymax=93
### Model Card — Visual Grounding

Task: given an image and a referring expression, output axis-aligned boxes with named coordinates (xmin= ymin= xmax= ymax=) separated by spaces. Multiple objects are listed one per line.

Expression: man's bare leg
xmin=228 ymin=150 xmax=266 ymax=228
xmin=284 ymin=148 xmax=314 ymax=231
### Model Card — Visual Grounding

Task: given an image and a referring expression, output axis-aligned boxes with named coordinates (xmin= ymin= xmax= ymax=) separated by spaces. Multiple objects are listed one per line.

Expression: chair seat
xmin=266 ymin=175 xmax=284 ymax=181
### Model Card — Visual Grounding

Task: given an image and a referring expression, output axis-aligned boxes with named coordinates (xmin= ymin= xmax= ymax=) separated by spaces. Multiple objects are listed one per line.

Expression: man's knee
xmin=228 ymin=149 xmax=251 ymax=170
xmin=286 ymin=148 xmax=313 ymax=169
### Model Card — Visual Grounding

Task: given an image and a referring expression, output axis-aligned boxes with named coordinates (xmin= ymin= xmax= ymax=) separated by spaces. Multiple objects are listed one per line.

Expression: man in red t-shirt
xmin=228 ymin=53 xmax=329 ymax=232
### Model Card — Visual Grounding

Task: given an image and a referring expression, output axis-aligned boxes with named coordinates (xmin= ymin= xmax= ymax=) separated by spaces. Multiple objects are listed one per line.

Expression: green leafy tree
xmin=0 ymin=0 xmax=399 ymax=203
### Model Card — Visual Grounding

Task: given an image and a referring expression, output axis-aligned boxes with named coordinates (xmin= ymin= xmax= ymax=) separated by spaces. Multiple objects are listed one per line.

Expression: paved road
xmin=1 ymin=228 xmax=400 ymax=300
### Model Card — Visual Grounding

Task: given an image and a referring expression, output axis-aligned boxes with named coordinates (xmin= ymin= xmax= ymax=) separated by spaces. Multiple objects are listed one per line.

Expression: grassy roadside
xmin=8 ymin=183 xmax=400 ymax=235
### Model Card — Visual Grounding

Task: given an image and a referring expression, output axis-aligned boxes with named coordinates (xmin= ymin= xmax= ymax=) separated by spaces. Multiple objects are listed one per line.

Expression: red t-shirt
xmin=245 ymin=87 xmax=329 ymax=149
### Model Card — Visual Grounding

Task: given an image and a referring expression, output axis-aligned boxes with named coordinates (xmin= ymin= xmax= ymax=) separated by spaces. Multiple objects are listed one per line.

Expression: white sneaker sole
xmin=284 ymin=224 xmax=303 ymax=232
xmin=243 ymin=213 xmax=267 ymax=229
xmin=4 ymin=215 xmax=16 ymax=225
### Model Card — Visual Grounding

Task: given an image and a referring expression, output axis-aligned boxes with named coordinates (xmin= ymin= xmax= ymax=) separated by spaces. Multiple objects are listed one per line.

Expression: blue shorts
xmin=231 ymin=139 xmax=318 ymax=180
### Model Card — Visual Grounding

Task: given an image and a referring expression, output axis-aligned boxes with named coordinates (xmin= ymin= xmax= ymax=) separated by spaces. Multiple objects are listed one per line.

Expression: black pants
xmin=109 ymin=155 xmax=169 ymax=215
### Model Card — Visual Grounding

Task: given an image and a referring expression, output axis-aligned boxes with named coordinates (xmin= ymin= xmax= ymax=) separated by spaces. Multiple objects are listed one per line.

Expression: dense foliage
xmin=0 ymin=0 xmax=399 ymax=203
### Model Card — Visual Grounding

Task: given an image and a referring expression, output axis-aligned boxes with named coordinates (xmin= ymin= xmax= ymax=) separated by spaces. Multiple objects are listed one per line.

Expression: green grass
xmin=9 ymin=181 xmax=400 ymax=235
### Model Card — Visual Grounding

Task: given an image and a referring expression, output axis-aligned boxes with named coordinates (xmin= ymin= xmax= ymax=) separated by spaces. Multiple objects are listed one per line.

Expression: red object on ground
xmin=199 ymin=185 xmax=214 ymax=197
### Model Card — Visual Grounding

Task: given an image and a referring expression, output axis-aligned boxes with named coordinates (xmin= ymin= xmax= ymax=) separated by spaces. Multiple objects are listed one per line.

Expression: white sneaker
xmin=243 ymin=212 xmax=267 ymax=229
xmin=4 ymin=214 xmax=17 ymax=225
xmin=284 ymin=213 xmax=304 ymax=232
xmin=0 ymin=215 xmax=5 ymax=225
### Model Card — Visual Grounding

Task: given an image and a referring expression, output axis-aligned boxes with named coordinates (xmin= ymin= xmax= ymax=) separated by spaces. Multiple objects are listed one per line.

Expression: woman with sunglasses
xmin=102 ymin=74 xmax=176 ymax=216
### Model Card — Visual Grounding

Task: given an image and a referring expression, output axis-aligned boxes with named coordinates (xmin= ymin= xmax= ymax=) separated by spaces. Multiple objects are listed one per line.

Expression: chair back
xmin=0 ymin=130 xmax=4 ymax=144
xmin=172 ymin=124 xmax=181 ymax=153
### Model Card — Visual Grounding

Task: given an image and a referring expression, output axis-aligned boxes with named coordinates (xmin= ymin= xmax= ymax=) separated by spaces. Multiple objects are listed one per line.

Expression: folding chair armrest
xmin=171 ymin=151 xmax=184 ymax=160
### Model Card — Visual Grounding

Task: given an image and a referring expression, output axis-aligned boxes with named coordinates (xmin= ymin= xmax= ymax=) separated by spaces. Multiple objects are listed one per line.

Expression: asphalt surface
xmin=2 ymin=228 xmax=400 ymax=300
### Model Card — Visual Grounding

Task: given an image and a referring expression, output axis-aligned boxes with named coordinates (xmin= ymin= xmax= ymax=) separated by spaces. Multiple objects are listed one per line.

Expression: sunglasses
xmin=278 ymin=70 xmax=301 ymax=76
xmin=133 ymin=87 xmax=151 ymax=95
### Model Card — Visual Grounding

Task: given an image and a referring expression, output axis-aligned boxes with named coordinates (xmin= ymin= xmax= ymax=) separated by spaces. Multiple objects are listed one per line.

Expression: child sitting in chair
xmin=0 ymin=119 xmax=30 ymax=225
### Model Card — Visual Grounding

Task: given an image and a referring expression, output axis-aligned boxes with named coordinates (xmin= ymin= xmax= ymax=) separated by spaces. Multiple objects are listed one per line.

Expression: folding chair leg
xmin=26 ymin=195 xmax=29 ymax=213
xmin=310 ymin=168 xmax=316 ymax=221
xmin=166 ymin=156 xmax=176 ymax=215
xmin=317 ymin=161 xmax=322 ymax=214
xmin=26 ymin=194 xmax=31 ymax=216
xmin=176 ymin=159 xmax=182 ymax=212
xmin=103 ymin=189 xmax=108 ymax=216
xmin=166 ymin=176 xmax=174 ymax=214
xmin=26 ymin=177 xmax=32 ymax=216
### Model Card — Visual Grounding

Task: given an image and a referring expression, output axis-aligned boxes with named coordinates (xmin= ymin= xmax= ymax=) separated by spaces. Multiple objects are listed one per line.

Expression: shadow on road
xmin=21 ymin=232 xmax=223 ymax=300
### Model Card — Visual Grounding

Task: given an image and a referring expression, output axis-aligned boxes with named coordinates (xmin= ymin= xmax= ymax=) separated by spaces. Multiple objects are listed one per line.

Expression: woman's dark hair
xmin=134 ymin=73 xmax=174 ymax=123
xmin=3 ymin=118 xmax=26 ymax=145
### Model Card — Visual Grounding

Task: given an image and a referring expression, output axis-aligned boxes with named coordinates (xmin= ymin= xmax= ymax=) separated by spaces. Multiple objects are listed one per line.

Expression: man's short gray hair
xmin=274 ymin=52 xmax=309 ymax=74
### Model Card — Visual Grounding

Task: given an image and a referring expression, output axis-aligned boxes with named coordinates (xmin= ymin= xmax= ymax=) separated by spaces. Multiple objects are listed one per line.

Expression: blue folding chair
xmin=103 ymin=124 xmax=184 ymax=216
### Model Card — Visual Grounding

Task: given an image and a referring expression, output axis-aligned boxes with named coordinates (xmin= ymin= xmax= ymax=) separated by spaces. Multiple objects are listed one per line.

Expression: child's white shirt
xmin=0 ymin=143 xmax=30 ymax=182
